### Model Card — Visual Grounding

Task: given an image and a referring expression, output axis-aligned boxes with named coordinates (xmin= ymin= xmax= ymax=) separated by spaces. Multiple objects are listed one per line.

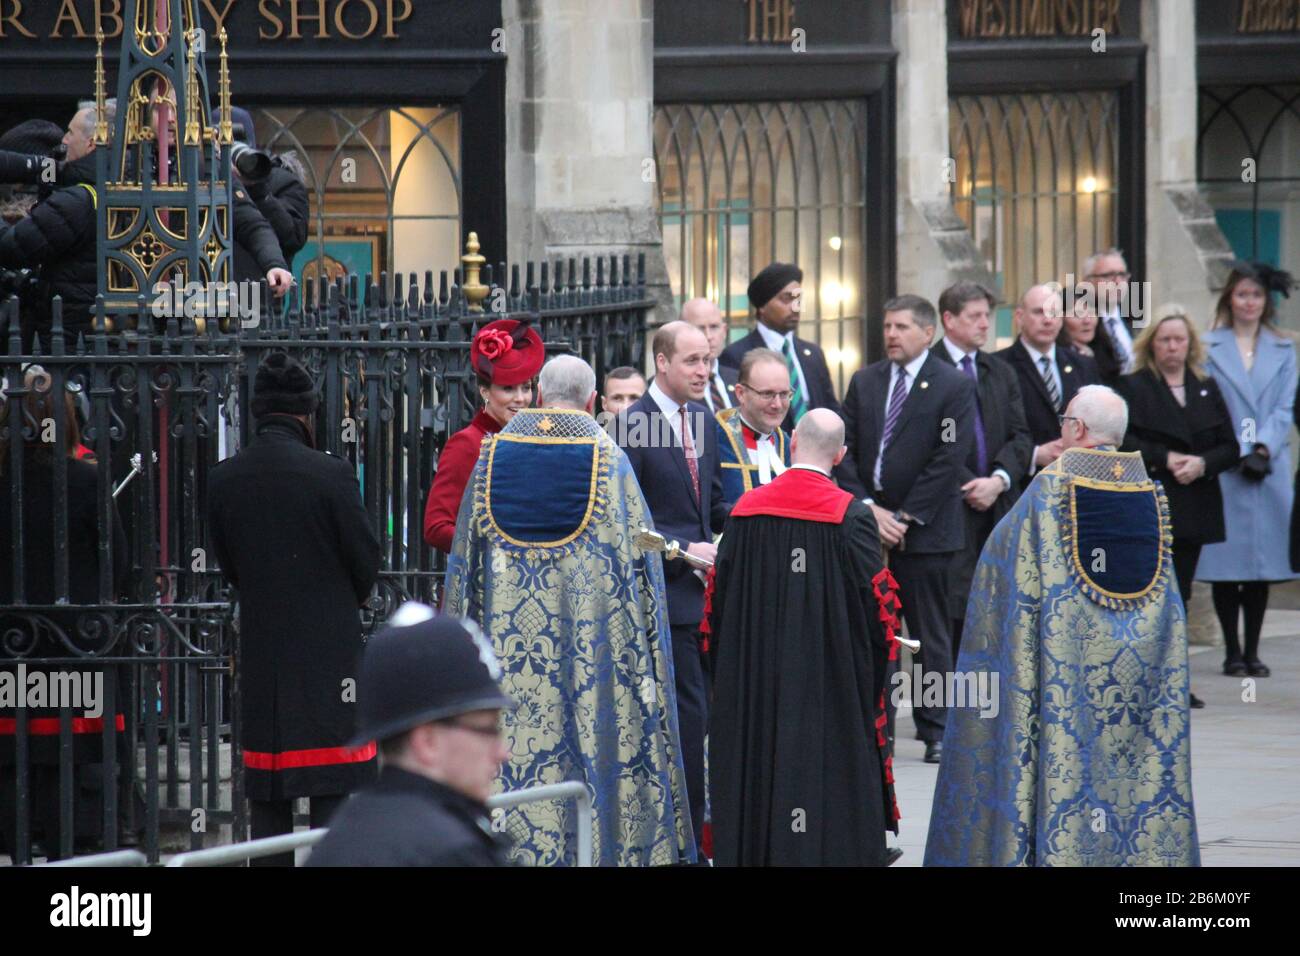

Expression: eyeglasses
xmin=1088 ymin=270 xmax=1129 ymax=281
xmin=739 ymin=386 xmax=793 ymax=403
xmin=1058 ymin=415 xmax=1083 ymax=429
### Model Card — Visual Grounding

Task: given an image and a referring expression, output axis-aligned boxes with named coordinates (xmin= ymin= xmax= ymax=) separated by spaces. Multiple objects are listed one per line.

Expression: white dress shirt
xmin=705 ymin=359 xmax=733 ymax=413
xmin=872 ymin=351 xmax=929 ymax=491
xmin=941 ymin=337 xmax=1012 ymax=492
xmin=1021 ymin=338 xmax=1066 ymax=477
xmin=756 ymin=323 xmax=811 ymax=404
xmin=648 ymin=379 xmax=690 ymax=445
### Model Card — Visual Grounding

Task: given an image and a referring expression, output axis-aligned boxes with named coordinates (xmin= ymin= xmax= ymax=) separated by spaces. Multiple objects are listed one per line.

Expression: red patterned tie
xmin=680 ymin=406 xmax=701 ymax=503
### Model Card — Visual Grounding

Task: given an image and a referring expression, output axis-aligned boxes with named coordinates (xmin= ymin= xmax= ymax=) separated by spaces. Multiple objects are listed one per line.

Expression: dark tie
xmin=880 ymin=365 xmax=908 ymax=452
xmin=1106 ymin=316 xmax=1131 ymax=369
xmin=708 ymin=373 xmax=726 ymax=413
xmin=1039 ymin=354 xmax=1062 ymax=412
xmin=680 ymin=405 xmax=700 ymax=503
xmin=782 ymin=339 xmax=808 ymax=423
xmin=960 ymin=355 xmax=989 ymax=476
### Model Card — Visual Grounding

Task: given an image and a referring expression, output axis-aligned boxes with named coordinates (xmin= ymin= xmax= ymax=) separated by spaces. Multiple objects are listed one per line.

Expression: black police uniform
xmin=306 ymin=767 xmax=511 ymax=867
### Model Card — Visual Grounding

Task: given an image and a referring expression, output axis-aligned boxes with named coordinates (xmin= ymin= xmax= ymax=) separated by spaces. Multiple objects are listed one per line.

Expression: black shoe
xmin=1245 ymin=659 xmax=1270 ymax=677
xmin=924 ymin=742 xmax=943 ymax=764
xmin=885 ymin=847 xmax=904 ymax=866
xmin=1189 ymin=692 xmax=1205 ymax=709
xmin=1223 ymin=658 xmax=1248 ymax=676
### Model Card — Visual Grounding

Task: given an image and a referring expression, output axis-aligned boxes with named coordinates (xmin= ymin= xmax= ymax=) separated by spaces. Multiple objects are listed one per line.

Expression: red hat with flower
xmin=470 ymin=318 xmax=544 ymax=386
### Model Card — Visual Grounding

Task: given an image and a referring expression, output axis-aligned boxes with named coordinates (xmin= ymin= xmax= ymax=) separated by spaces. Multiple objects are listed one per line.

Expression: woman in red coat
xmin=423 ymin=318 xmax=545 ymax=554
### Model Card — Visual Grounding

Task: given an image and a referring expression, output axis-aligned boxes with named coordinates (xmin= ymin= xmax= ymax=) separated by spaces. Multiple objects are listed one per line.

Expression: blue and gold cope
xmin=715 ymin=407 xmax=790 ymax=504
xmin=925 ymin=447 xmax=1200 ymax=867
xmin=444 ymin=409 xmax=696 ymax=866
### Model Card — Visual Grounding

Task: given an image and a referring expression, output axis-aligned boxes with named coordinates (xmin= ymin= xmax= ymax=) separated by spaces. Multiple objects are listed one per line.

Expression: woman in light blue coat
xmin=1197 ymin=262 xmax=1298 ymax=677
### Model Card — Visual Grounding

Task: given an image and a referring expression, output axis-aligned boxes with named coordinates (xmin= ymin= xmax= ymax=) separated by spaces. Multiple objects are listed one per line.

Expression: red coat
xmin=423 ymin=409 xmax=502 ymax=553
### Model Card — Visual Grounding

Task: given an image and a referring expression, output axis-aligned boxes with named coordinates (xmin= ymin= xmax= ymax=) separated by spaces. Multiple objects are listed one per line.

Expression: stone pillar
xmin=1142 ymin=0 xmax=1234 ymax=648
xmin=502 ymin=0 xmax=669 ymax=315
xmin=892 ymin=0 xmax=996 ymax=303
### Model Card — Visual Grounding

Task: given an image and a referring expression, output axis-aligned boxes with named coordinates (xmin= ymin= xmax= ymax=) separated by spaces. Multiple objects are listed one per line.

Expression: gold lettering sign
xmin=0 ymin=0 xmax=411 ymax=41
xmin=1237 ymin=0 xmax=1300 ymax=32
xmin=956 ymin=0 xmax=1122 ymax=38
xmin=743 ymin=0 xmax=795 ymax=43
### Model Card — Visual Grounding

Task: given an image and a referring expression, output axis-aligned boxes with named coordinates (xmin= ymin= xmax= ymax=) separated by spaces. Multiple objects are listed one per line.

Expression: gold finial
xmin=461 ymin=231 xmax=489 ymax=312
xmin=184 ymin=29 xmax=201 ymax=146
xmin=218 ymin=28 xmax=233 ymax=145
xmin=94 ymin=31 xmax=110 ymax=145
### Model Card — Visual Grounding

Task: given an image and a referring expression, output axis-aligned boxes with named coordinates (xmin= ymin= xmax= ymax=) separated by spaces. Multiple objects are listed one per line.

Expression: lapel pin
xmin=920 ymin=380 xmax=929 ymax=389
xmin=1201 ymin=389 xmax=1208 ymax=396
xmin=1063 ymin=365 xmax=1073 ymax=374
xmin=802 ymin=348 xmax=811 ymax=356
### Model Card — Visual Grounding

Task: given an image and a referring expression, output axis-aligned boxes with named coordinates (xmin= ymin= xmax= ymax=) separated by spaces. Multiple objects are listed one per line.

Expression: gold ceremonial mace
xmin=635 ymin=525 xmax=714 ymax=569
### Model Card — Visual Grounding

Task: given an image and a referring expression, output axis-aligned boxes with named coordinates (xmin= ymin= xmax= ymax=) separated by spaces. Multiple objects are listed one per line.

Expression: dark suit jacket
xmin=1116 ymin=370 xmax=1238 ymax=545
xmin=1059 ymin=328 xmax=1123 ymax=386
xmin=712 ymin=362 xmax=739 ymax=413
xmin=993 ymin=341 xmax=1099 ymax=450
xmin=719 ymin=328 xmax=841 ymax=431
xmin=840 ymin=353 xmax=976 ymax=554
xmin=929 ymin=341 xmax=1033 ymax=501
xmin=616 ymin=392 xmax=729 ymax=627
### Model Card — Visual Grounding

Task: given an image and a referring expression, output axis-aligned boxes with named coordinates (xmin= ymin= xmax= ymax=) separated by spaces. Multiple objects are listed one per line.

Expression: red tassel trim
xmin=871 ymin=567 xmax=903 ymax=827
xmin=697 ymin=563 xmax=717 ymax=655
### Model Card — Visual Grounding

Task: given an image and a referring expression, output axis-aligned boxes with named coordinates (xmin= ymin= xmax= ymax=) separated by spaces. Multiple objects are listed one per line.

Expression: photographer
xmin=224 ymin=107 xmax=309 ymax=285
xmin=0 ymin=101 xmax=293 ymax=350
xmin=1 ymin=121 xmax=66 ymax=351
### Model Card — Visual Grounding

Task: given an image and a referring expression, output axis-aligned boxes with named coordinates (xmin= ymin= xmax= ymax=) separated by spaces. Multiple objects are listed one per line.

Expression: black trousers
xmin=249 ymin=794 xmax=345 ymax=867
xmin=1172 ymin=540 xmax=1202 ymax=610
xmin=670 ymin=624 xmax=708 ymax=851
xmin=887 ymin=551 xmax=955 ymax=744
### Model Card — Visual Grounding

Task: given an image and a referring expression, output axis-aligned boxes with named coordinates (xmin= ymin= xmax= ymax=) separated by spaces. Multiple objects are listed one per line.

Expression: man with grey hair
xmin=706 ymin=407 xmax=900 ymax=866
xmin=927 ymin=384 xmax=1199 ymax=867
xmin=537 ymin=352 xmax=597 ymax=411
xmin=1082 ymin=248 xmax=1136 ymax=373
xmin=445 ymin=353 xmax=696 ymax=866
xmin=1060 ymin=384 xmax=1128 ymax=450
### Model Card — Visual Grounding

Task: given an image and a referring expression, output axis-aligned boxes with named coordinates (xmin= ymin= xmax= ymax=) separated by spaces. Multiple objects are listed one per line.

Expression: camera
xmin=230 ymin=123 xmax=273 ymax=183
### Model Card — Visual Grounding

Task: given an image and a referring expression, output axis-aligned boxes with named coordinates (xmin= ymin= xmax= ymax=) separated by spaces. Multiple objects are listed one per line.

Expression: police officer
xmin=306 ymin=603 xmax=515 ymax=867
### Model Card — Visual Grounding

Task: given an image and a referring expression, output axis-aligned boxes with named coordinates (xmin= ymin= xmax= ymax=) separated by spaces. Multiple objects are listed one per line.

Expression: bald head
xmin=792 ymin=408 xmax=847 ymax=472
xmin=680 ymin=298 xmax=727 ymax=360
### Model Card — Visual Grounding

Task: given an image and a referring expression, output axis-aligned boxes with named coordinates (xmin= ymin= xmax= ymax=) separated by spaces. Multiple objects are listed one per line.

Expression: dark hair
xmin=1211 ymin=261 xmax=1295 ymax=330
xmin=938 ymin=281 xmax=996 ymax=320
xmin=604 ymin=366 xmax=644 ymax=387
xmin=883 ymin=294 xmax=937 ymax=330
xmin=379 ymin=729 xmax=410 ymax=761
xmin=0 ymin=368 xmax=82 ymax=475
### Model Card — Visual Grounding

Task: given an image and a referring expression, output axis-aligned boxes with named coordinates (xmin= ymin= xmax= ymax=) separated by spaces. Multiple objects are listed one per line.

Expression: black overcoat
xmin=207 ymin=416 xmax=381 ymax=800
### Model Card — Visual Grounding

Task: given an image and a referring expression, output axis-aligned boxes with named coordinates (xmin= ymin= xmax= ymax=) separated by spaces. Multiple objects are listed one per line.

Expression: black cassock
xmin=705 ymin=466 xmax=897 ymax=866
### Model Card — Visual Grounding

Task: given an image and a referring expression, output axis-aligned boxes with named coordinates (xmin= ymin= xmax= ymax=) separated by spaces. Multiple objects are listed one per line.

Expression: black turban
xmin=251 ymin=352 xmax=319 ymax=418
xmin=747 ymin=262 xmax=803 ymax=310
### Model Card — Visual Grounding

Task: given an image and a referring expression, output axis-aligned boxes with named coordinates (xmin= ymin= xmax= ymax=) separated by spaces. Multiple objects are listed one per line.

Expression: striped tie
xmin=880 ymin=365 xmax=908 ymax=451
xmin=1039 ymin=355 xmax=1062 ymax=412
xmin=708 ymin=373 xmax=726 ymax=413
xmin=782 ymin=339 xmax=808 ymax=423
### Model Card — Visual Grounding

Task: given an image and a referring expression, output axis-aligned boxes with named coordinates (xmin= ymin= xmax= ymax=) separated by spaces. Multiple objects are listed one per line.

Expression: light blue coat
xmin=1196 ymin=326 xmax=1298 ymax=582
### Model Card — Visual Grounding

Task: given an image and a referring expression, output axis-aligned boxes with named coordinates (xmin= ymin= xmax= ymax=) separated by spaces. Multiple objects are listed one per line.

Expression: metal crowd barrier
xmin=38 ymin=849 xmax=149 ymax=867
xmin=163 ymin=780 xmax=594 ymax=867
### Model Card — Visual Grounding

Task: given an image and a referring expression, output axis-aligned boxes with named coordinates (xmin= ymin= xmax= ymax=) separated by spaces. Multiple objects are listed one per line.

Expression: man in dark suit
xmin=841 ymin=295 xmax=975 ymax=763
xmin=994 ymin=283 xmax=1098 ymax=480
xmin=682 ymin=297 xmax=739 ymax=414
xmin=1083 ymin=248 xmax=1137 ymax=375
xmin=719 ymin=262 xmax=840 ymax=429
xmin=614 ymin=320 xmax=728 ymax=849
xmin=930 ymin=282 xmax=1033 ymax=660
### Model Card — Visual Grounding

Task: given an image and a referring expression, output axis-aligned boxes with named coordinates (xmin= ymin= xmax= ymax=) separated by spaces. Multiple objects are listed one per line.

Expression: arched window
xmin=250 ymin=106 xmax=462 ymax=292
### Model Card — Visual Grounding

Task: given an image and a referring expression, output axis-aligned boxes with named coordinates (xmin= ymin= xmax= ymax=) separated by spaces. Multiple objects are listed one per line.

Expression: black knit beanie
xmin=251 ymin=353 xmax=319 ymax=418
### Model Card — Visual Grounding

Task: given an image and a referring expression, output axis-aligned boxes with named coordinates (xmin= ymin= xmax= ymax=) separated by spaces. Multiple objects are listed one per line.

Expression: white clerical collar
xmin=789 ymin=463 xmax=830 ymax=478
xmin=1021 ymin=338 xmax=1056 ymax=364
xmin=648 ymin=379 xmax=685 ymax=419
xmin=756 ymin=323 xmax=792 ymax=351
xmin=738 ymin=412 xmax=773 ymax=441
xmin=942 ymin=336 xmax=976 ymax=366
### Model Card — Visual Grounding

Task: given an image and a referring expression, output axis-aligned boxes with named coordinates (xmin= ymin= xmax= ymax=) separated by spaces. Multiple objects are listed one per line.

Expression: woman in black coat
xmin=1060 ymin=299 xmax=1124 ymax=385
xmin=1118 ymin=308 xmax=1238 ymax=708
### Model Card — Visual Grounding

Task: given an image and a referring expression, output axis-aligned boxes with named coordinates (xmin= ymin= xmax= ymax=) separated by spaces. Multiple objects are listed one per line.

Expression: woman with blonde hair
xmin=1118 ymin=307 xmax=1239 ymax=707
xmin=1196 ymin=262 xmax=1298 ymax=677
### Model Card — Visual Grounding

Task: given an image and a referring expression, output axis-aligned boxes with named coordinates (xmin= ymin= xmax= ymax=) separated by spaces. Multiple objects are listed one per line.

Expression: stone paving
xmin=889 ymin=613 xmax=1300 ymax=867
